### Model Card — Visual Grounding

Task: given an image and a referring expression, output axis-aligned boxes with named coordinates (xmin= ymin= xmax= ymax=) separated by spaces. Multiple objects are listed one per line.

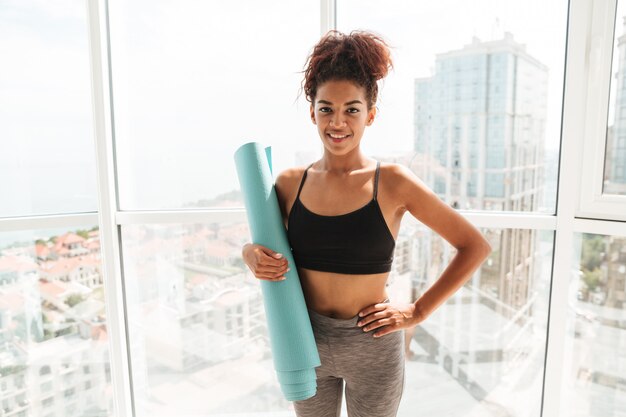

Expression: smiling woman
xmin=313 ymin=80 xmax=375 ymax=148
xmin=300 ymin=30 xmax=391 ymax=160
xmin=241 ymin=29 xmax=492 ymax=417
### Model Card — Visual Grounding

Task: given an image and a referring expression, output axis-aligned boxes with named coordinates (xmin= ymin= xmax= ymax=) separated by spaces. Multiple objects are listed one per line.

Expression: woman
xmin=242 ymin=30 xmax=492 ymax=417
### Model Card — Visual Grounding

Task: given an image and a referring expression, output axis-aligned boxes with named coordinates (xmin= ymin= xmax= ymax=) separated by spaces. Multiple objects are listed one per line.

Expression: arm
xmin=393 ymin=164 xmax=492 ymax=323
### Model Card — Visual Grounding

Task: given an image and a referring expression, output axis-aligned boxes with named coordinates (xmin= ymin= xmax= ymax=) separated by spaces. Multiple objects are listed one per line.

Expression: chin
xmin=325 ymin=146 xmax=355 ymax=155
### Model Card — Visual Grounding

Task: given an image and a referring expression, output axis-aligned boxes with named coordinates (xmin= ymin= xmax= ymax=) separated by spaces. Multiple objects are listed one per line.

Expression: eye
xmin=347 ymin=108 xmax=360 ymax=114
xmin=319 ymin=107 xmax=332 ymax=113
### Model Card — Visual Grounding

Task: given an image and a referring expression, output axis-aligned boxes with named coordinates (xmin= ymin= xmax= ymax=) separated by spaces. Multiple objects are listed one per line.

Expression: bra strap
xmin=373 ymin=161 xmax=380 ymax=200
xmin=296 ymin=163 xmax=314 ymax=200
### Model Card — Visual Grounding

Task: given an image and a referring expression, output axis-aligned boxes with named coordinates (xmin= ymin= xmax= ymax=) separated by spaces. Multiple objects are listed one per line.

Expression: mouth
xmin=327 ymin=133 xmax=351 ymax=143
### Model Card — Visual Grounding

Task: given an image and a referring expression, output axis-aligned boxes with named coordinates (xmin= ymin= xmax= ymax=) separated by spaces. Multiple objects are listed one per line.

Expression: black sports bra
xmin=286 ymin=161 xmax=396 ymax=274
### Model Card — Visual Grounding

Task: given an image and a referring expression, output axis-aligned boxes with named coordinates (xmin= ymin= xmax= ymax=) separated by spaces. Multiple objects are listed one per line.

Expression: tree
xmin=582 ymin=267 xmax=602 ymax=293
xmin=581 ymin=234 xmax=605 ymax=271
xmin=66 ymin=294 xmax=84 ymax=308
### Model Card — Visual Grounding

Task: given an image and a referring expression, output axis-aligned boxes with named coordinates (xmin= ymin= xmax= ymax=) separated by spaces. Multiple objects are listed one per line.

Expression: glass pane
xmin=561 ymin=233 xmax=626 ymax=416
xmin=109 ymin=0 xmax=320 ymax=210
xmin=0 ymin=226 xmax=113 ymax=417
xmin=122 ymin=220 xmax=552 ymax=417
xmin=337 ymin=0 xmax=567 ymax=214
xmin=122 ymin=221 xmax=288 ymax=416
xmin=0 ymin=1 xmax=99 ymax=218
xmin=604 ymin=1 xmax=626 ymax=195
xmin=398 ymin=220 xmax=552 ymax=416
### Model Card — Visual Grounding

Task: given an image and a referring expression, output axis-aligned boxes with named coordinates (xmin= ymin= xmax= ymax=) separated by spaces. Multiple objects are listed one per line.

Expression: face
xmin=310 ymin=79 xmax=376 ymax=155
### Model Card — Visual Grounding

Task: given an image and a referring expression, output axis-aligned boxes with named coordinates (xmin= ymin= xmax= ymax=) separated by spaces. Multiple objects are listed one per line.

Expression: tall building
xmin=414 ymin=32 xmax=549 ymax=313
xmin=414 ymin=32 xmax=548 ymax=212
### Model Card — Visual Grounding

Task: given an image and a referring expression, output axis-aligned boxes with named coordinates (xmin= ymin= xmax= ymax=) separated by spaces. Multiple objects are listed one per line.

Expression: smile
xmin=327 ymin=133 xmax=351 ymax=142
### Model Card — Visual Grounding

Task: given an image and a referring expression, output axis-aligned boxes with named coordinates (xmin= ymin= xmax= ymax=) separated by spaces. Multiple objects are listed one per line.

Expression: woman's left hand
xmin=357 ymin=301 xmax=422 ymax=338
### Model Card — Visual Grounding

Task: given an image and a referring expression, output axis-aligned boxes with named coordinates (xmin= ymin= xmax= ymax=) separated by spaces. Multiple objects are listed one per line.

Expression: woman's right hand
xmin=241 ymin=243 xmax=290 ymax=281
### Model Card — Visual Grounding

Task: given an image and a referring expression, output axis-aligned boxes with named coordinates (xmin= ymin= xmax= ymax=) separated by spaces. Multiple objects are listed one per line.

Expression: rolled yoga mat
xmin=234 ymin=141 xmax=321 ymax=401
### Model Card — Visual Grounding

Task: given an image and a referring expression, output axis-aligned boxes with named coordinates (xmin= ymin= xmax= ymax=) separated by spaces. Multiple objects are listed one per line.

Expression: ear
xmin=310 ymin=104 xmax=316 ymax=125
xmin=366 ymin=106 xmax=377 ymax=126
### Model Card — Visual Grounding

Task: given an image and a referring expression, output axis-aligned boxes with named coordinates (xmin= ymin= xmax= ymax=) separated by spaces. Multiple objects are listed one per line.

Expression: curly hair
xmin=301 ymin=30 xmax=393 ymax=109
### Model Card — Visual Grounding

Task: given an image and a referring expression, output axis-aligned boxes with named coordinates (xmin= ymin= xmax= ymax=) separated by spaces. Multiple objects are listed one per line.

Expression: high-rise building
xmin=414 ymin=32 xmax=549 ymax=312
xmin=414 ymin=32 xmax=548 ymax=212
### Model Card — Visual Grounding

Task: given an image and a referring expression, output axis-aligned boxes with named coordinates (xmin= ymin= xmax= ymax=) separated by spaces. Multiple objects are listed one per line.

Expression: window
xmin=108 ymin=0 xmax=320 ymax=414
xmin=109 ymin=0 xmax=320 ymax=211
xmin=3 ymin=1 xmax=625 ymax=416
xmin=579 ymin=0 xmax=626 ymax=221
xmin=604 ymin=1 xmax=626 ymax=196
xmin=0 ymin=3 xmax=114 ymax=415
xmin=0 ymin=2 xmax=98 ymax=217
xmin=560 ymin=232 xmax=626 ymax=415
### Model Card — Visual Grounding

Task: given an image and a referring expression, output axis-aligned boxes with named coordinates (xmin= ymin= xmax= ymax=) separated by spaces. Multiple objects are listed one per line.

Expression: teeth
xmin=329 ymin=133 xmax=348 ymax=139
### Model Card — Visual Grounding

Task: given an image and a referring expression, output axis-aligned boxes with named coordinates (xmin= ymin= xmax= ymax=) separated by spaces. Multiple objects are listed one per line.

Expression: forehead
xmin=315 ymin=79 xmax=367 ymax=103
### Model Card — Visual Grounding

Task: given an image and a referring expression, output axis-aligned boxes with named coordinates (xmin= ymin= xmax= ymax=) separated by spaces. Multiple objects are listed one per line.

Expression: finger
xmin=256 ymin=274 xmax=287 ymax=281
xmin=373 ymin=327 xmax=396 ymax=338
xmin=265 ymin=268 xmax=289 ymax=279
xmin=256 ymin=268 xmax=289 ymax=279
xmin=363 ymin=318 xmax=393 ymax=332
xmin=357 ymin=315 xmax=377 ymax=328
xmin=358 ymin=310 xmax=387 ymax=326
xmin=269 ymin=250 xmax=285 ymax=260
xmin=257 ymin=245 xmax=283 ymax=259
xmin=370 ymin=322 xmax=398 ymax=337
xmin=261 ymin=252 xmax=289 ymax=267
xmin=256 ymin=262 xmax=290 ymax=274
xmin=358 ymin=302 xmax=387 ymax=318
xmin=254 ymin=269 xmax=288 ymax=281
xmin=257 ymin=259 xmax=289 ymax=271
xmin=261 ymin=248 xmax=286 ymax=262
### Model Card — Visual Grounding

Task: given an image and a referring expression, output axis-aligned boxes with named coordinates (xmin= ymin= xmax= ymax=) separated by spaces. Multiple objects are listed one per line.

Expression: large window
xmin=109 ymin=0 xmax=320 ymax=210
xmin=2 ymin=1 xmax=626 ymax=416
xmin=396 ymin=223 xmax=553 ymax=416
xmin=121 ymin=222 xmax=279 ymax=414
xmin=0 ymin=1 xmax=99 ymax=217
xmin=561 ymin=233 xmax=626 ymax=416
xmin=336 ymin=0 xmax=566 ymax=215
xmin=117 ymin=220 xmax=553 ymax=417
xmin=108 ymin=0 xmax=320 ymax=414
xmin=335 ymin=2 xmax=566 ymax=413
xmin=0 ymin=1 xmax=113 ymax=416
xmin=0 ymin=226 xmax=112 ymax=417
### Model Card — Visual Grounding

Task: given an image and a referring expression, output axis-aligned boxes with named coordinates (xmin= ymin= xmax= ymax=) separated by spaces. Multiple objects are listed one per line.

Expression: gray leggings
xmin=293 ymin=299 xmax=405 ymax=417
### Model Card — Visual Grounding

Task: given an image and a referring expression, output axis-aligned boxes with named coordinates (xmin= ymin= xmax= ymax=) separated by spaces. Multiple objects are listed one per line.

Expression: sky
xmin=0 ymin=0 xmax=607 ymax=246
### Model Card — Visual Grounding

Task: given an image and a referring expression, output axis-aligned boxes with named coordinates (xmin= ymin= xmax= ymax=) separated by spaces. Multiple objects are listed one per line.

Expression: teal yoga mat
xmin=234 ymin=141 xmax=321 ymax=401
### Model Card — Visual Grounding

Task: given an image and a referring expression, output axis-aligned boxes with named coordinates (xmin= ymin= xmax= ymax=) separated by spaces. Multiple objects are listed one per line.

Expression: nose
xmin=329 ymin=113 xmax=346 ymax=128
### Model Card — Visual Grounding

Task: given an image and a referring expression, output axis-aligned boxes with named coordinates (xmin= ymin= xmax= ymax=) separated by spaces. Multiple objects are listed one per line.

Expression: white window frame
xmin=578 ymin=0 xmax=626 ymax=221
xmin=0 ymin=0 xmax=622 ymax=416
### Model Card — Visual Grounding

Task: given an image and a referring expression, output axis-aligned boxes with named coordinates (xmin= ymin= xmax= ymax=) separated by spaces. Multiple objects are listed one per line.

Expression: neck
xmin=318 ymin=150 xmax=371 ymax=175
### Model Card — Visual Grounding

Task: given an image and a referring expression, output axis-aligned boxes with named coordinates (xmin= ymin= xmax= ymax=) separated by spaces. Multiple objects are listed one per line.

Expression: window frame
xmin=0 ymin=0 xmax=625 ymax=416
xmin=578 ymin=0 xmax=626 ymax=221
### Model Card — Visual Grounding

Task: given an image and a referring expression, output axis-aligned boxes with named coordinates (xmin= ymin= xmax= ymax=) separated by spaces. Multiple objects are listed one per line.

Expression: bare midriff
xmin=281 ymin=162 xmax=403 ymax=319
xmin=297 ymin=267 xmax=390 ymax=319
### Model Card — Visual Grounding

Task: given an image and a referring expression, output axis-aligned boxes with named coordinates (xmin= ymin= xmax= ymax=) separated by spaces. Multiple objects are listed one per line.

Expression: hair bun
xmin=300 ymin=30 xmax=393 ymax=108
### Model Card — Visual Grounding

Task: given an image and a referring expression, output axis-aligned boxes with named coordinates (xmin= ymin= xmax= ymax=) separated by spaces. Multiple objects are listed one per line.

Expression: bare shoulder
xmin=274 ymin=165 xmax=309 ymax=219
xmin=382 ymin=161 xmax=490 ymax=251
xmin=379 ymin=162 xmax=433 ymax=211
xmin=274 ymin=166 xmax=308 ymax=196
